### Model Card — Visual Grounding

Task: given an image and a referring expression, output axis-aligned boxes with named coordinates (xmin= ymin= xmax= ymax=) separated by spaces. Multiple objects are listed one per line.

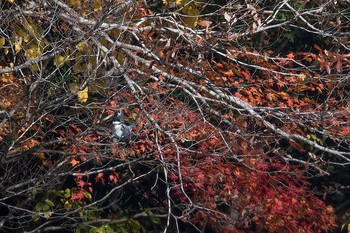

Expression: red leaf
xmin=95 ymin=173 xmax=105 ymax=185
xmin=140 ymin=143 xmax=146 ymax=152
xmin=71 ymin=190 xmax=84 ymax=202
xmin=77 ymin=179 xmax=85 ymax=188
xmin=197 ymin=172 xmax=205 ymax=181
xmin=109 ymin=174 xmax=118 ymax=185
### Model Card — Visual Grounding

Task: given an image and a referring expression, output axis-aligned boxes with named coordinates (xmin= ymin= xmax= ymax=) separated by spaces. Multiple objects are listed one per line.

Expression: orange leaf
xmin=197 ymin=20 xmax=212 ymax=27
xmin=70 ymin=159 xmax=79 ymax=166
xmin=225 ymin=69 xmax=234 ymax=77
xmin=20 ymin=139 xmax=40 ymax=150
xmin=140 ymin=143 xmax=146 ymax=152
xmin=286 ymin=53 xmax=295 ymax=59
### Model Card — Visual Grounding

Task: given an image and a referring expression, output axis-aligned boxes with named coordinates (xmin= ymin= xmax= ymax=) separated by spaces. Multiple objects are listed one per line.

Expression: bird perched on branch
xmin=112 ymin=110 xmax=132 ymax=144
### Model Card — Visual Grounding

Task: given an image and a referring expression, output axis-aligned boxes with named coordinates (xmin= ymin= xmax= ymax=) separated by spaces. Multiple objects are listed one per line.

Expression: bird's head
xmin=113 ymin=109 xmax=124 ymax=123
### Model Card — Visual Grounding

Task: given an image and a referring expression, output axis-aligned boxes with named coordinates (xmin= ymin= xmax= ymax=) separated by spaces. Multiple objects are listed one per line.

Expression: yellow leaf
xmin=23 ymin=35 xmax=30 ymax=43
xmin=30 ymin=64 xmax=39 ymax=72
xmin=70 ymin=83 xmax=88 ymax=103
xmin=44 ymin=212 xmax=52 ymax=219
xmin=99 ymin=38 xmax=110 ymax=48
xmin=54 ymin=55 xmax=66 ymax=67
xmin=4 ymin=48 xmax=9 ymax=55
xmin=73 ymin=62 xmax=86 ymax=73
xmin=76 ymin=41 xmax=88 ymax=52
xmin=26 ymin=48 xmax=36 ymax=58
xmin=110 ymin=28 xmax=120 ymax=39
xmin=88 ymin=57 xmax=97 ymax=68
xmin=0 ymin=38 xmax=5 ymax=48
xmin=182 ymin=3 xmax=199 ymax=28
xmin=89 ymin=81 xmax=105 ymax=95
xmin=77 ymin=86 xmax=88 ymax=103
xmin=114 ymin=52 xmax=123 ymax=64
xmin=182 ymin=2 xmax=199 ymax=15
xmin=15 ymin=27 xmax=27 ymax=38
xmin=182 ymin=16 xmax=198 ymax=28
xmin=68 ymin=0 xmax=80 ymax=7
xmin=8 ymin=0 xmax=14 ymax=3
xmin=94 ymin=7 xmax=102 ymax=12
xmin=14 ymin=42 xmax=21 ymax=52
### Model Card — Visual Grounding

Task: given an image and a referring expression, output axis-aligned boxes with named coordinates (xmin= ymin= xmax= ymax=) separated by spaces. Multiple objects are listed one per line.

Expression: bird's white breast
xmin=113 ymin=122 xmax=124 ymax=138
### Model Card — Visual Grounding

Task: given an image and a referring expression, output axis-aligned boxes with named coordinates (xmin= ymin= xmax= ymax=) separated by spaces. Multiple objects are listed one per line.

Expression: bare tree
xmin=1 ymin=0 xmax=349 ymax=232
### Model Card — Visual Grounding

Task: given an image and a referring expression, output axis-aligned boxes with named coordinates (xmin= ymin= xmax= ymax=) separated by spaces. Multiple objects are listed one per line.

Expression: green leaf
xmin=117 ymin=226 xmax=129 ymax=233
xmin=35 ymin=202 xmax=43 ymax=212
xmin=83 ymin=191 xmax=92 ymax=200
xmin=45 ymin=199 xmax=55 ymax=207
xmin=150 ymin=215 xmax=160 ymax=224
xmin=64 ymin=189 xmax=71 ymax=198
xmin=285 ymin=32 xmax=296 ymax=42
xmin=42 ymin=204 xmax=51 ymax=212
xmin=64 ymin=200 xmax=72 ymax=209
xmin=32 ymin=214 xmax=40 ymax=222
xmin=146 ymin=209 xmax=160 ymax=224
xmin=88 ymin=228 xmax=103 ymax=233
xmin=128 ymin=219 xmax=142 ymax=232
xmin=102 ymin=225 xmax=113 ymax=233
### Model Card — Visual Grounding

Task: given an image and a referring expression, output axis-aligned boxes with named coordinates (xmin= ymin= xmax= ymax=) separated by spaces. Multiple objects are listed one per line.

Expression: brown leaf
xmin=335 ymin=57 xmax=342 ymax=73
xmin=314 ymin=44 xmax=322 ymax=51
xmin=325 ymin=62 xmax=331 ymax=74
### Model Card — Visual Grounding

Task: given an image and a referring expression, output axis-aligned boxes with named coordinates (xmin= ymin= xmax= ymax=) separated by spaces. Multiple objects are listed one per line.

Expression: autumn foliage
xmin=1 ymin=0 xmax=350 ymax=232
